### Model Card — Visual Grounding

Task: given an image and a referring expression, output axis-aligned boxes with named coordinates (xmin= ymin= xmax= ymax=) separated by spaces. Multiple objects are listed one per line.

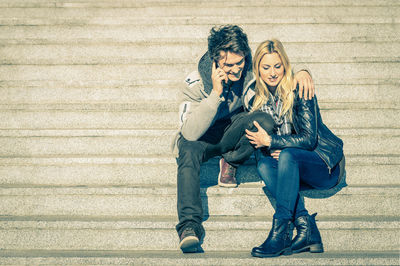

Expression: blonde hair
xmin=252 ymin=39 xmax=294 ymax=121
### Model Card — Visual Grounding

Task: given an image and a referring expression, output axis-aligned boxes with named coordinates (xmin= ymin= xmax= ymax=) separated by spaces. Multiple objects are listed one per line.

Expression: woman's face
xmin=259 ymin=52 xmax=285 ymax=88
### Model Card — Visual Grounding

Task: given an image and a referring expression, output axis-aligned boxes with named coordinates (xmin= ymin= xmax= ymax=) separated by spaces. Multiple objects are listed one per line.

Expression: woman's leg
xmin=256 ymin=150 xmax=277 ymax=194
xmin=256 ymin=149 xmax=308 ymax=219
xmin=274 ymin=148 xmax=339 ymax=220
xmin=252 ymin=153 xmax=294 ymax=258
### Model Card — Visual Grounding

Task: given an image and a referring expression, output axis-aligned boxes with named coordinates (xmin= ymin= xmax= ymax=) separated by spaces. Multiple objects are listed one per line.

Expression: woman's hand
xmin=294 ymin=70 xmax=314 ymax=100
xmin=245 ymin=121 xmax=272 ymax=148
xmin=271 ymin=150 xmax=281 ymax=160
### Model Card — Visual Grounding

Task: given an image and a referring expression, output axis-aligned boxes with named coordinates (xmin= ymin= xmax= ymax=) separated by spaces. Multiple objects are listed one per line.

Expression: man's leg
xmin=176 ymin=136 xmax=207 ymax=252
xmin=204 ymin=111 xmax=275 ymax=187
xmin=220 ymin=111 xmax=275 ymax=166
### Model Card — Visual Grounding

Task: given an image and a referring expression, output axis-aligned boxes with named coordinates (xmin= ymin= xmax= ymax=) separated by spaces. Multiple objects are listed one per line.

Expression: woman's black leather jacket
xmin=269 ymin=89 xmax=344 ymax=171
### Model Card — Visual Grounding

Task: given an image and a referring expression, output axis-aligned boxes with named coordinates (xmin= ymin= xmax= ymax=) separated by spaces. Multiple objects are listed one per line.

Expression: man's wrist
xmin=264 ymin=135 xmax=272 ymax=147
xmin=212 ymin=87 xmax=223 ymax=96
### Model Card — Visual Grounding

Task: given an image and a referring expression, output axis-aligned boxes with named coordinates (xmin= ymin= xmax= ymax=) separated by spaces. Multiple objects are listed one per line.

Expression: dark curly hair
xmin=207 ymin=25 xmax=251 ymax=63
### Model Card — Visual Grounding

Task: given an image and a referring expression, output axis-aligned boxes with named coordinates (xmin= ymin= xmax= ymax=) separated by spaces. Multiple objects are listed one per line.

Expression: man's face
xmin=216 ymin=51 xmax=245 ymax=82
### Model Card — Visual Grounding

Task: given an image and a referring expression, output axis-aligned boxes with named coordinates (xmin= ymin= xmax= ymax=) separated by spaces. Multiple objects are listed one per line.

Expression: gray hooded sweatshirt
xmin=171 ymin=51 xmax=307 ymax=156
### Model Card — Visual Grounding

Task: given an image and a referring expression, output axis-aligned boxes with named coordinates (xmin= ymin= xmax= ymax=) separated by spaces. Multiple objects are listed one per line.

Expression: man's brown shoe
xmin=218 ymin=158 xmax=238 ymax=188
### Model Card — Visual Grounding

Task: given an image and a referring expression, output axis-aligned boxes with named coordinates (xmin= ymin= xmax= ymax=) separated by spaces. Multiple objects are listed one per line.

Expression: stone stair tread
xmin=0 ymin=101 xmax=398 ymax=110
xmin=0 ymin=129 xmax=397 ymax=157
xmin=1 ymin=82 xmax=398 ymax=105
xmin=1 ymin=79 xmax=398 ymax=87
xmin=0 ymin=215 xmax=398 ymax=252
xmin=0 ymin=110 xmax=397 ymax=131
xmin=0 ymin=127 xmax=398 ymax=136
xmin=2 ymin=37 xmax=400 ymax=46
xmin=1 ymin=16 xmax=398 ymax=26
xmin=0 ymin=184 xmax=398 ymax=195
xmin=0 ymin=184 xmax=397 ymax=217
xmin=0 ymin=153 xmax=397 ymax=163
xmin=1 ymin=57 xmax=399 ymax=65
xmin=1 ymin=4 xmax=399 ymax=17
xmin=1 ymin=24 xmax=398 ymax=43
xmin=0 ymin=154 xmax=397 ymax=188
xmin=2 ymin=0 xmax=399 ymax=7
xmin=1 ymin=213 xmax=399 ymax=224
xmin=2 ymin=51 xmax=398 ymax=65
xmin=0 ymin=250 xmax=398 ymax=266
xmin=0 ymin=64 xmax=398 ymax=85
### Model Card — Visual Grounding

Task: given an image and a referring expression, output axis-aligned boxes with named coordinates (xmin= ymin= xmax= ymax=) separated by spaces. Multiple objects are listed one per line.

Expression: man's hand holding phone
xmin=212 ymin=61 xmax=228 ymax=96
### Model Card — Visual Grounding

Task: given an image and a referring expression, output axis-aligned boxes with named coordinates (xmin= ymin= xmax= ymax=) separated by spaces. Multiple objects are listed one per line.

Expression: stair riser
xmin=2 ymin=0 xmax=399 ymax=8
xmin=0 ymin=63 xmax=398 ymax=82
xmin=1 ymin=6 xmax=398 ymax=20
xmin=0 ymin=227 xmax=397 ymax=251
xmin=0 ymin=190 xmax=397 ymax=216
xmin=0 ymin=85 xmax=399 ymax=105
xmin=1 ymin=24 xmax=398 ymax=43
xmin=0 ymin=135 xmax=398 ymax=156
xmin=0 ymin=109 xmax=398 ymax=129
xmin=0 ymin=256 xmax=397 ymax=266
xmin=0 ymin=163 xmax=397 ymax=186
xmin=1 ymin=43 xmax=399 ymax=64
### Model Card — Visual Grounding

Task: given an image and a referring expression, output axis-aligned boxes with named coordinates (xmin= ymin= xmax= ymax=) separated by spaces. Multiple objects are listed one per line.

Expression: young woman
xmin=243 ymin=39 xmax=346 ymax=258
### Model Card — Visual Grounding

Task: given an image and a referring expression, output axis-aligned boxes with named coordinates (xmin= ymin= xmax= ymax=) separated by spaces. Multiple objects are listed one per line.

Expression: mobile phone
xmin=214 ymin=60 xmax=231 ymax=86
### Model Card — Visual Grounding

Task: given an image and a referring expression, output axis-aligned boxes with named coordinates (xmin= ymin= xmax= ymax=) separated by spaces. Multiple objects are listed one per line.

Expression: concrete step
xmin=0 ymin=5 xmax=398 ymax=20
xmin=1 ymin=0 xmax=398 ymax=8
xmin=0 ymin=250 xmax=398 ymax=266
xmin=0 ymin=63 xmax=398 ymax=86
xmin=1 ymin=83 xmax=399 ymax=105
xmin=0 ymin=10 xmax=398 ymax=25
xmin=0 ymin=185 xmax=398 ymax=217
xmin=0 ymin=24 xmax=398 ymax=44
xmin=0 ymin=128 xmax=398 ymax=157
xmin=1 ymin=42 xmax=399 ymax=65
xmin=0 ymin=104 xmax=398 ymax=129
xmin=0 ymin=215 xmax=398 ymax=252
xmin=0 ymin=155 xmax=398 ymax=187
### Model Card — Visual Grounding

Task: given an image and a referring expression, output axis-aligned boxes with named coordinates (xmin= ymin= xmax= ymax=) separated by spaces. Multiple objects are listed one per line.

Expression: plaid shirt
xmin=260 ymin=93 xmax=292 ymax=136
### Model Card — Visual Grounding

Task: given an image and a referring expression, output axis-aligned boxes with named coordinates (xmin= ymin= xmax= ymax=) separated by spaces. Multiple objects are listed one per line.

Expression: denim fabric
xmin=255 ymin=148 xmax=340 ymax=220
xmin=176 ymin=111 xmax=247 ymax=235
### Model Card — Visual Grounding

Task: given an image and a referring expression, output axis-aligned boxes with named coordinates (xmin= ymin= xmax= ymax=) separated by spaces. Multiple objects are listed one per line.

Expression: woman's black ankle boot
xmin=291 ymin=213 xmax=324 ymax=253
xmin=251 ymin=218 xmax=293 ymax=258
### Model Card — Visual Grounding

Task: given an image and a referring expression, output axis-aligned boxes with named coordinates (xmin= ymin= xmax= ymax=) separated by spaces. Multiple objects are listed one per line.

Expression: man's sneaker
xmin=218 ymin=158 xmax=238 ymax=188
xmin=179 ymin=226 xmax=199 ymax=253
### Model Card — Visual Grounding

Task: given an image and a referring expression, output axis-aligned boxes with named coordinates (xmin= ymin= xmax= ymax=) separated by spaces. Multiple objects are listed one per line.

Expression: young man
xmin=172 ymin=25 xmax=315 ymax=253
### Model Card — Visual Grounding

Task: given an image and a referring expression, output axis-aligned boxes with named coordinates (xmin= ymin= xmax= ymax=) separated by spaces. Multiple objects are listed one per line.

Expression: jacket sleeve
xmin=269 ymin=93 xmax=318 ymax=150
xmin=178 ymin=71 xmax=223 ymax=141
xmin=292 ymin=64 xmax=312 ymax=78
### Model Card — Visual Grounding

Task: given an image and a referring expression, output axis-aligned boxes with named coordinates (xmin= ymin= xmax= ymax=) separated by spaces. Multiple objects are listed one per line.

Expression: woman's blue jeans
xmin=255 ymin=148 xmax=340 ymax=220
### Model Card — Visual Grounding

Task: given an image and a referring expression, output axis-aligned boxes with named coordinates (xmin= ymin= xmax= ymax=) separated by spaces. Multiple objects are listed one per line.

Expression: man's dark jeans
xmin=176 ymin=111 xmax=274 ymax=236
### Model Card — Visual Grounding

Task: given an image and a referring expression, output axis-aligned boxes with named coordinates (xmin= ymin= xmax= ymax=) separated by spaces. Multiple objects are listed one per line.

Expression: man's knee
xmin=246 ymin=111 xmax=274 ymax=134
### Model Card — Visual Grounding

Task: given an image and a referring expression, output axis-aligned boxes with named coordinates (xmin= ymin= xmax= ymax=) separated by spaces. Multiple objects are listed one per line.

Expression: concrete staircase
xmin=0 ymin=0 xmax=399 ymax=264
